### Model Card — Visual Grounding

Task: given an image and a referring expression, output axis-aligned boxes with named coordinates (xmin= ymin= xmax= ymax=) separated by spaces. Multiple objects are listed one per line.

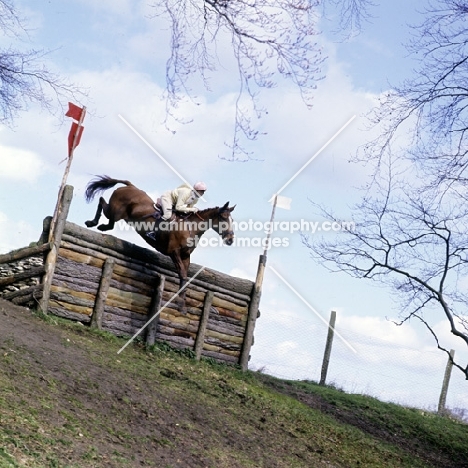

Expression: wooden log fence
xmin=0 ymin=188 xmax=258 ymax=366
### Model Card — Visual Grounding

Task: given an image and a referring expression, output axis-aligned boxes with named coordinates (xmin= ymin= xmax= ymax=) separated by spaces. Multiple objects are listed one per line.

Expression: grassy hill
xmin=0 ymin=298 xmax=467 ymax=468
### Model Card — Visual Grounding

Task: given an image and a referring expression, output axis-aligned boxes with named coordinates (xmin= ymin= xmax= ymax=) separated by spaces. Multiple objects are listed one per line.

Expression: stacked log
xmin=0 ymin=243 xmax=50 ymax=307
xmin=41 ymin=217 xmax=255 ymax=365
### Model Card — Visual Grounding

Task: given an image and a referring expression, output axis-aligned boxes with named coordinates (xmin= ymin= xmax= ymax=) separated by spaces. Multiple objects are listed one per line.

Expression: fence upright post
xmin=39 ymin=185 xmax=74 ymax=314
xmin=194 ymin=291 xmax=214 ymax=360
xmin=438 ymin=349 xmax=455 ymax=415
xmin=319 ymin=310 xmax=337 ymax=386
xmin=91 ymin=257 xmax=115 ymax=329
xmin=146 ymin=274 xmax=165 ymax=346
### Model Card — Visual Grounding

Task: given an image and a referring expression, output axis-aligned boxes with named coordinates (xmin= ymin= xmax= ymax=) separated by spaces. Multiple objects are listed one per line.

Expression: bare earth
xmin=1 ymin=298 xmax=467 ymax=468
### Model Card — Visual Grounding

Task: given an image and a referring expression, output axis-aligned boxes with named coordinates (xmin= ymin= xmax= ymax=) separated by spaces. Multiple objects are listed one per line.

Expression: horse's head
xmin=213 ymin=202 xmax=235 ymax=246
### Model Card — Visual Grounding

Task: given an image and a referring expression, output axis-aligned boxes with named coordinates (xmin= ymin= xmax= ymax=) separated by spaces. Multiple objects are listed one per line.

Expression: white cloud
xmin=0 ymin=144 xmax=43 ymax=182
xmin=75 ymin=0 xmax=134 ymax=17
xmin=339 ymin=314 xmax=422 ymax=347
xmin=0 ymin=212 xmax=37 ymax=254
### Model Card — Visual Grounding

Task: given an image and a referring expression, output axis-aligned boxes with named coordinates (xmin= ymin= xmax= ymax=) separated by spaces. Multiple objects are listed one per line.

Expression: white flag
xmin=269 ymin=194 xmax=292 ymax=210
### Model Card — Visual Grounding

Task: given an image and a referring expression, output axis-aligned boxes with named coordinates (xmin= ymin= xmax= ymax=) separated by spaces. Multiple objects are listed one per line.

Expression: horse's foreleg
xmin=170 ymin=252 xmax=189 ymax=313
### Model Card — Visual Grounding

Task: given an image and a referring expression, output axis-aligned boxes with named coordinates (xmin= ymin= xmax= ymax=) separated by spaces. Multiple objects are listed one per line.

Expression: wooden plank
xmin=205 ymin=329 xmax=244 ymax=344
xmin=216 ymin=307 xmax=247 ymax=323
xmin=102 ymin=322 xmax=136 ymax=337
xmin=50 ymin=287 xmax=95 ymax=309
xmin=206 ymin=319 xmax=245 ymax=337
xmin=159 ymin=308 xmax=199 ymax=324
xmin=0 ymin=242 xmax=51 ymax=265
xmin=110 ymin=273 xmax=154 ymax=294
xmin=157 ymin=321 xmax=199 ymax=336
xmin=212 ymin=296 xmax=248 ymax=315
xmin=204 ymin=339 xmax=242 ymax=352
xmin=105 ymin=287 xmax=151 ymax=314
xmin=162 ymin=280 xmax=248 ymax=313
xmin=48 ymin=299 xmax=93 ymax=316
xmin=156 ymin=334 xmax=194 ymax=348
xmin=55 ymin=257 xmax=103 ymax=283
xmin=200 ymin=350 xmax=239 ymax=364
xmin=53 ymin=273 xmax=99 ymax=295
xmin=0 ymin=266 xmax=45 ymax=287
xmin=58 ymin=247 xmax=104 ymax=268
xmin=12 ymin=289 xmax=43 ymax=306
xmin=3 ymin=284 xmax=43 ymax=302
xmin=202 ymin=342 xmax=241 ymax=355
xmin=103 ymin=305 xmax=147 ymax=321
xmin=49 ymin=304 xmax=92 ymax=322
xmin=157 ymin=323 xmax=197 ymax=339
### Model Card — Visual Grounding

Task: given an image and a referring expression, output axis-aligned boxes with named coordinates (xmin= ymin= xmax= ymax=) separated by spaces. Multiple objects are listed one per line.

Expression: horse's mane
xmin=197 ymin=206 xmax=221 ymax=215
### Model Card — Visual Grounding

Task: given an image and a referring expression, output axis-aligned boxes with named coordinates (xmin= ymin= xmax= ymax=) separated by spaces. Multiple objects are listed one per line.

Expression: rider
xmin=160 ymin=182 xmax=207 ymax=220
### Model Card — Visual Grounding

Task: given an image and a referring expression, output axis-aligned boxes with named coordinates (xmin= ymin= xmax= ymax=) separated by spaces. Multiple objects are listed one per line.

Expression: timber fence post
xmin=438 ymin=349 xmax=455 ymax=415
xmin=240 ymin=254 xmax=266 ymax=370
xmin=91 ymin=257 xmax=115 ymax=329
xmin=320 ymin=310 xmax=337 ymax=386
xmin=145 ymin=274 xmax=165 ymax=346
xmin=194 ymin=290 xmax=214 ymax=360
xmin=39 ymin=185 xmax=74 ymax=314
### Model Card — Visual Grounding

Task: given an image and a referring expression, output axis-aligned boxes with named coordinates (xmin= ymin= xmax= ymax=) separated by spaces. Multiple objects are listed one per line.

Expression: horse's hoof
xmin=85 ymin=220 xmax=95 ymax=227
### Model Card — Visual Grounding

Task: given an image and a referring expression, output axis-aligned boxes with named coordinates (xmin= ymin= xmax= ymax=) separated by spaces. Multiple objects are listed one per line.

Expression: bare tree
xmin=306 ymin=1 xmax=468 ymax=377
xmin=0 ymin=0 xmax=79 ymax=124
xmin=362 ymin=0 xmax=468 ymax=188
xmin=150 ymin=0 xmax=373 ymax=160
xmin=305 ymin=159 xmax=468 ymax=378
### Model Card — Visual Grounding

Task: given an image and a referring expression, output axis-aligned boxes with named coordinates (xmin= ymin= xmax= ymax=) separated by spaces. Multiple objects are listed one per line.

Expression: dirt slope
xmin=1 ymin=298 xmax=467 ymax=468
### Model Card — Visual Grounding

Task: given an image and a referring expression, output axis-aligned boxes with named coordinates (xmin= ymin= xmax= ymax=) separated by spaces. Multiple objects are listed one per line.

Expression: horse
xmin=84 ymin=176 xmax=235 ymax=306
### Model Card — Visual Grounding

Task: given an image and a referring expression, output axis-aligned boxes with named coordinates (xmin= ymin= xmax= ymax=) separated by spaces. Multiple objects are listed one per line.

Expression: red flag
xmin=68 ymin=122 xmax=84 ymax=156
xmin=66 ymin=102 xmax=86 ymax=156
xmin=65 ymin=102 xmax=84 ymax=121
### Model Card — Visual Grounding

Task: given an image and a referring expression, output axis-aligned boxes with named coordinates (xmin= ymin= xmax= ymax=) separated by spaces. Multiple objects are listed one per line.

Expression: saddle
xmin=145 ymin=201 xmax=191 ymax=241
xmin=149 ymin=201 xmax=191 ymax=222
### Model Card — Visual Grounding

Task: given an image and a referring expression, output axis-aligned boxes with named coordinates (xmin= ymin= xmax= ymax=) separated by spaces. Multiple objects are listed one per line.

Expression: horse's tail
xmin=85 ymin=175 xmax=133 ymax=202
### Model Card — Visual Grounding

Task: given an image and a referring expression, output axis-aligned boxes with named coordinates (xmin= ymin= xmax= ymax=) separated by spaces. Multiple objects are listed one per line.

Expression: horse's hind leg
xmin=85 ymin=197 xmax=115 ymax=231
xmin=97 ymin=197 xmax=116 ymax=231
xmin=85 ymin=197 xmax=105 ymax=227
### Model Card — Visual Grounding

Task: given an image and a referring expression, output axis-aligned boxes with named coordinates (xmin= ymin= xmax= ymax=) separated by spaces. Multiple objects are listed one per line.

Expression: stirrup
xmin=146 ymin=231 xmax=157 ymax=240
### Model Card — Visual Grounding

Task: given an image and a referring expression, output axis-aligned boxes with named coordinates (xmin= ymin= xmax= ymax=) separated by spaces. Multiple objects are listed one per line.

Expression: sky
xmin=1 ymin=0 xmax=467 ymax=412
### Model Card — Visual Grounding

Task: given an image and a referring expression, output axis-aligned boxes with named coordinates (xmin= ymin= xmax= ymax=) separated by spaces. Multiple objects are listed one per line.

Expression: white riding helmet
xmin=194 ymin=182 xmax=207 ymax=191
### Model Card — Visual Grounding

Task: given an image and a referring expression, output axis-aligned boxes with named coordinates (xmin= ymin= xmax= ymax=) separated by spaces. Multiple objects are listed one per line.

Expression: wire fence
xmin=249 ymin=309 xmax=468 ymax=418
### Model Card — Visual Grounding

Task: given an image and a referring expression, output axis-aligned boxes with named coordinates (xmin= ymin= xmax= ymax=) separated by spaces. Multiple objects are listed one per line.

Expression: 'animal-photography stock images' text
xmin=118 ymin=218 xmax=356 ymax=249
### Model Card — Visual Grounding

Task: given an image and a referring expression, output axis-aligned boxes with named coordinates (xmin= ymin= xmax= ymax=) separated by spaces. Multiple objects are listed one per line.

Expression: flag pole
xmin=48 ymin=105 xmax=86 ymax=242
xmin=263 ymin=194 xmax=278 ymax=256
xmin=240 ymin=194 xmax=279 ymax=370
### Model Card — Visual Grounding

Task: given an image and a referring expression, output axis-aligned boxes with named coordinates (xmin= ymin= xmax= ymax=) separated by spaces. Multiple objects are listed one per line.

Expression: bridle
xmin=195 ymin=209 xmax=234 ymax=240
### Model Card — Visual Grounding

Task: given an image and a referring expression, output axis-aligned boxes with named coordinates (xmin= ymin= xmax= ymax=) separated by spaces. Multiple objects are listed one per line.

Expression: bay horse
xmin=84 ymin=175 xmax=235 ymax=305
